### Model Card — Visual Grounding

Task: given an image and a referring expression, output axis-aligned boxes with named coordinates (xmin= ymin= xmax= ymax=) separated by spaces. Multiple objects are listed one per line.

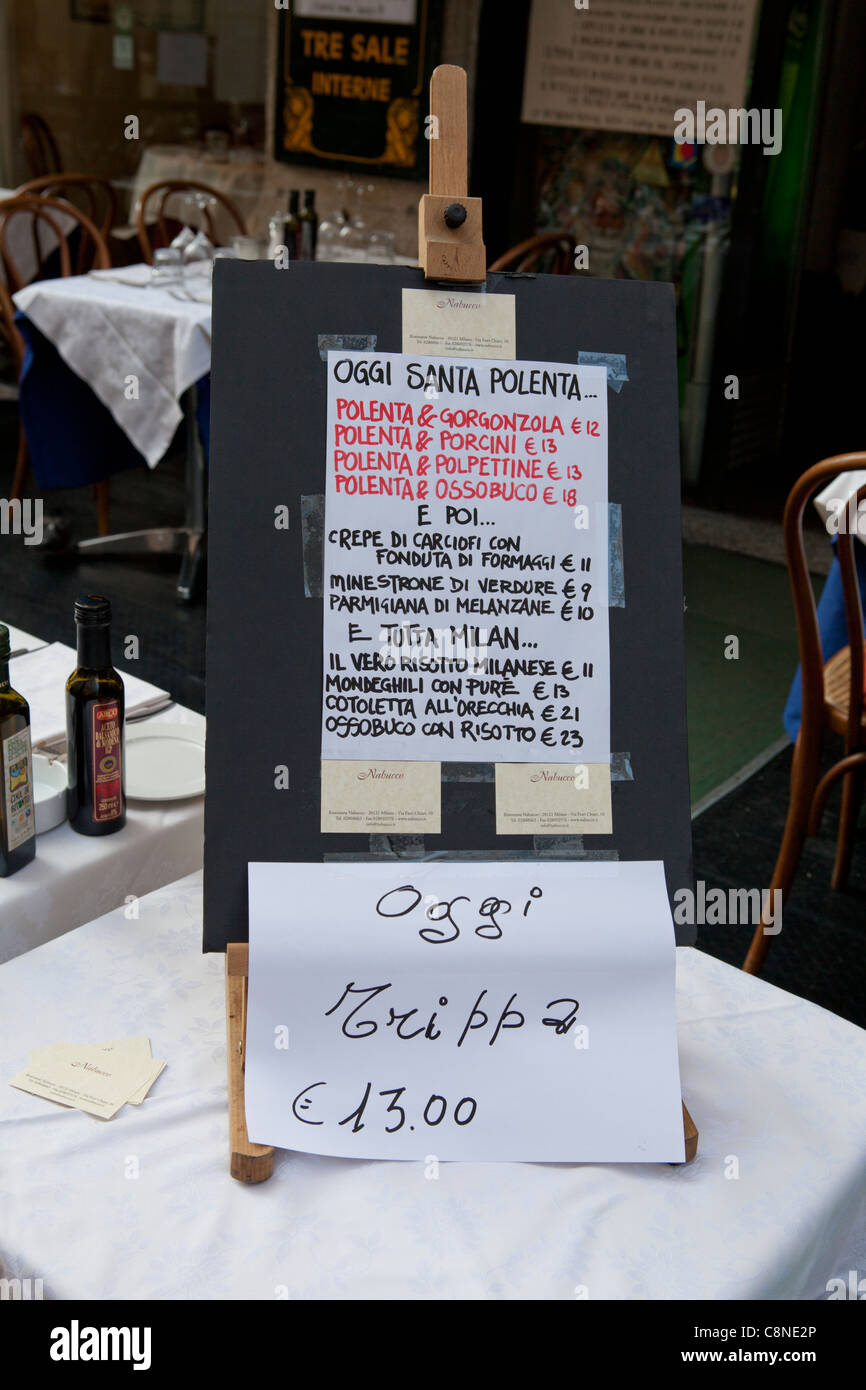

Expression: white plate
xmin=32 ymin=753 xmax=67 ymax=834
xmin=125 ymin=724 xmax=206 ymax=801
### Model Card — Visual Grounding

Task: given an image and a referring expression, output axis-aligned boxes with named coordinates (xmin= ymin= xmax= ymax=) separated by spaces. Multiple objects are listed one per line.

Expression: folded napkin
xmin=9 ymin=642 xmax=170 ymax=747
xmin=88 ymin=263 xmax=153 ymax=287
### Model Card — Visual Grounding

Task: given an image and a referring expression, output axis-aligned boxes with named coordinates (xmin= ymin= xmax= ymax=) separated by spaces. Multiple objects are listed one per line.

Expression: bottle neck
xmin=76 ymin=623 xmax=112 ymax=669
xmin=0 ymin=657 xmax=8 ymax=690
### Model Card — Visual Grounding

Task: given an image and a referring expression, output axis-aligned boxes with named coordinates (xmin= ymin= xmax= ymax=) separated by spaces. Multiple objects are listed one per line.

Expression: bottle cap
xmin=289 ymin=189 xmax=299 ymax=210
xmin=0 ymin=623 xmax=9 ymax=660
xmin=304 ymin=189 xmax=315 ymax=204
xmin=74 ymin=594 xmax=112 ymax=626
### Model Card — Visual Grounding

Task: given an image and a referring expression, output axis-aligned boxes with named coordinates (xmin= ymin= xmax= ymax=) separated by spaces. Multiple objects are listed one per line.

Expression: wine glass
xmin=182 ymin=193 xmax=216 ymax=276
xmin=318 ymin=178 xmax=352 ymax=262
xmin=169 ymin=193 xmax=198 ymax=254
xmin=338 ymin=181 xmax=374 ymax=262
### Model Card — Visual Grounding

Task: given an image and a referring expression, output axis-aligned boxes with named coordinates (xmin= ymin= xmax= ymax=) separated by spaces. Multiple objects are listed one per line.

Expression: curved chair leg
xmin=743 ymin=737 xmax=820 ymax=975
xmin=92 ymin=480 xmax=110 ymax=537
xmin=831 ymin=763 xmax=865 ymax=891
xmin=10 ymin=425 xmax=29 ymax=501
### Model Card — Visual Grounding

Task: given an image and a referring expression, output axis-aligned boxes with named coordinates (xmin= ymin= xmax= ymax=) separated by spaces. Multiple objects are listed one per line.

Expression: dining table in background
xmin=12 ymin=266 xmax=211 ymax=601
xmin=128 ymin=144 xmax=421 ymax=259
xmin=0 ymin=868 xmax=864 ymax=1299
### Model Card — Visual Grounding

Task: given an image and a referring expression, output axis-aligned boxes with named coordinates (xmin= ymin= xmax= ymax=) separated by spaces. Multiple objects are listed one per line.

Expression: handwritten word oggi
xmin=375 ymin=884 xmax=543 ymax=943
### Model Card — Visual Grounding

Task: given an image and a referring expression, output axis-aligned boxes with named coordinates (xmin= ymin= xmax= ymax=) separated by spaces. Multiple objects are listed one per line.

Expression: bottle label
xmin=2 ymin=726 xmax=35 ymax=850
xmin=91 ymin=701 xmax=123 ymax=822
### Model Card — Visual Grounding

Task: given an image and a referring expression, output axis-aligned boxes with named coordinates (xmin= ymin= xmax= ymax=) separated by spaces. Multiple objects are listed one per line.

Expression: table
xmin=13 ymin=270 xmax=211 ymax=599
xmin=0 ymin=705 xmax=205 ymax=965
xmin=1 ymin=870 xmax=864 ymax=1300
xmin=129 ymin=145 xmax=422 ymax=259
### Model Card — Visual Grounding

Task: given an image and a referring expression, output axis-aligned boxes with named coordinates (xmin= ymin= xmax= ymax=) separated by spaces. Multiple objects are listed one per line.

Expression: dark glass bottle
xmin=66 ymin=595 xmax=126 ymax=836
xmin=299 ymin=189 xmax=318 ymax=261
xmin=0 ymin=623 xmax=36 ymax=876
xmin=286 ymin=189 xmax=301 ymax=261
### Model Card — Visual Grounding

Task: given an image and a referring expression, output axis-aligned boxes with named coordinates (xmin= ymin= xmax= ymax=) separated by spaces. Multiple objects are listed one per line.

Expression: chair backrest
xmin=17 ymin=174 xmax=118 ymax=246
xmin=135 ymin=179 xmax=247 ymax=263
xmin=0 ymin=278 xmax=24 ymax=375
xmin=0 ymin=193 xmax=111 ymax=292
xmin=489 ymin=231 xmax=577 ymax=275
xmin=785 ymin=454 xmax=866 ymax=751
xmin=20 ymin=113 xmax=62 ymax=179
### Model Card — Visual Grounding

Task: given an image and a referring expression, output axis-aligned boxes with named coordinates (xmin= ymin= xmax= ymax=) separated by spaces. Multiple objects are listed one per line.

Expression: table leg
xmin=75 ymin=386 xmax=207 ymax=605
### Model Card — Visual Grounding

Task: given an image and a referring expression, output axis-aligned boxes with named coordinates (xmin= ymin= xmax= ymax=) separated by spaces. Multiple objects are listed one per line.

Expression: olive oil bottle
xmin=66 ymin=595 xmax=126 ymax=836
xmin=299 ymin=189 xmax=318 ymax=261
xmin=0 ymin=623 xmax=36 ymax=876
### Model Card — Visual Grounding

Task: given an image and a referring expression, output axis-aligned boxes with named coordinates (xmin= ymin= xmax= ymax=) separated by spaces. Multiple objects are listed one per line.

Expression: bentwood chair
xmin=0 ymin=197 xmax=112 ymax=532
xmin=489 ymin=231 xmax=577 ymax=275
xmin=744 ymin=455 xmax=866 ymax=974
xmin=0 ymin=193 xmax=111 ymax=292
xmin=20 ymin=113 xmax=62 ymax=180
xmin=0 ymin=279 xmax=28 ymax=502
xmin=135 ymin=179 xmax=247 ymax=263
xmin=17 ymin=174 xmax=118 ymax=252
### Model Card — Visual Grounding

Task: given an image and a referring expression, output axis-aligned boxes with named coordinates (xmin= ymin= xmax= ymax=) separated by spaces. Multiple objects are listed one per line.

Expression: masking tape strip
xmin=611 ymin=751 xmax=633 ymax=781
xmin=301 ymin=493 xmax=325 ymax=598
xmin=324 ymin=848 xmax=620 ymax=863
xmin=441 ymin=763 xmax=494 ymax=782
xmin=609 ymin=502 xmax=624 ymax=607
xmin=533 ymin=836 xmax=619 ymax=860
xmin=444 ymin=753 xmax=632 ymax=784
xmin=578 ymin=350 xmax=628 ymax=393
xmin=317 ymin=333 xmax=377 ymax=362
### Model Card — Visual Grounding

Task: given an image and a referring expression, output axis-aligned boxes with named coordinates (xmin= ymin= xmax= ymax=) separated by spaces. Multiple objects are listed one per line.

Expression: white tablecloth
xmin=1 ymin=870 xmax=864 ymax=1301
xmin=0 ymin=707 xmax=205 ymax=964
xmin=13 ymin=272 xmax=211 ymax=466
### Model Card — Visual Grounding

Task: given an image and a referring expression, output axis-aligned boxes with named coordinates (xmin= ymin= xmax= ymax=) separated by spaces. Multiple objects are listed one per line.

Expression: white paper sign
xmin=521 ymin=0 xmax=759 ymax=137
xmin=321 ymin=351 xmax=610 ymax=764
xmin=245 ymin=861 xmax=685 ymax=1162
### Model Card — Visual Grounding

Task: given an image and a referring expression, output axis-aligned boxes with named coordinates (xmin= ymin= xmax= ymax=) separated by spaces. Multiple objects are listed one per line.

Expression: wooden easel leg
xmin=681 ymin=1101 xmax=698 ymax=1163
xmin=226 ymin=942 xmax=275 ymax=1184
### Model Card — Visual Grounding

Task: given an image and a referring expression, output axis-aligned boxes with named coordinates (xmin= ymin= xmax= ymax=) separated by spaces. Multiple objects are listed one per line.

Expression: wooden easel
xmin=224 ymin=64 xmax=697 ymax=1181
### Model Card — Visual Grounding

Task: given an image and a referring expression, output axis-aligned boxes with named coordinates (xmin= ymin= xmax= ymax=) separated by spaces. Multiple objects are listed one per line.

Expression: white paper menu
xmin=320 ymin=350 xmax=610 ymax=764
xmin=245 ymin=860 xmax=685 ymax=1162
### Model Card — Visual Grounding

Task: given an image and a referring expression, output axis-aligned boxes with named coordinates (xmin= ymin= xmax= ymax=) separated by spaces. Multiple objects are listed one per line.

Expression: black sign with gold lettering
xmin=274 ymin=1 xmax=441 ymax=179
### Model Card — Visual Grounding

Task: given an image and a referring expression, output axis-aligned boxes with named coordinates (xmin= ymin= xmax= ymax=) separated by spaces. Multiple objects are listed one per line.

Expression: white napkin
xmin=9 ymin=642 xmax=170 ymax=747
xmin=88 ymin=263 xmax=153 ymax=287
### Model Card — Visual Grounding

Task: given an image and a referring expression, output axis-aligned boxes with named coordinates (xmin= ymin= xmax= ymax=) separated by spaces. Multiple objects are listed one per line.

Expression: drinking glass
xmin=367 ymin=230 xmax=396 ymax=264
xmin=150 ymin=246 xmax=183 ymax=288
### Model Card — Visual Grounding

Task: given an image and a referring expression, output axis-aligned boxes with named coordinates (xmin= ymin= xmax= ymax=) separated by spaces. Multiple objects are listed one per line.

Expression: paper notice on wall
xmin=293 ymin=0 xmax=416 ymax=18
xmin=245 ymin=859 xmax=685 ymax=1161
xmin=156 ymin=32 xmax=208 ymax=89
xmin=521 ymin=0 xmax=759 ymax=137
xmin=321 ymin=351 xmax=609 ymax=765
